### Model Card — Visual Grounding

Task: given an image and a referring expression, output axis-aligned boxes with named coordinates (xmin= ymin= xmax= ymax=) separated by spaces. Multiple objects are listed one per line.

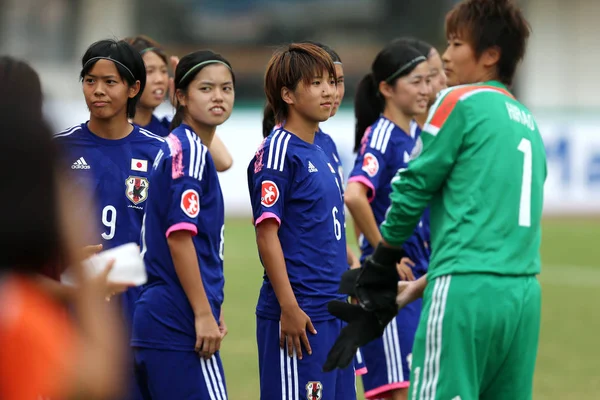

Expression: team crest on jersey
xmin=362 ymin=152 xmax=379 ymax=177
xmin=410 ymin=136 xmax=423 ymax=160
xmin=261 ymin=180 xmax=279 ymax=207
xmin=306 ymin=381 xmax=323 ymax=400
xmin=125 ymin=176 xmax=149 ymax=205
xmin=181 ymin=189 xmax=200 ymax=218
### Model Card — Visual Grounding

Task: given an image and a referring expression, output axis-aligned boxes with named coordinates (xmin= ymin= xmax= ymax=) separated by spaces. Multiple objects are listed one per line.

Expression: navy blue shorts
xmin=256 ymin=316 xmax=355 ymax=400
xmin=134 ymin=348 xmax=227 ymax=400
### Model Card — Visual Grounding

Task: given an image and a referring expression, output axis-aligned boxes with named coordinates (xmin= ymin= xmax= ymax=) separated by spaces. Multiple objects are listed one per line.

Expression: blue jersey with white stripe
xmin=53 ymin=122 xmax=164 ymax=323
xmin=315 ymin=128 xmax=345 ymax=191
xmin=131 ymin=124 xmax=225 ymax=351
xmin=138 ymin=114 xmax=171 ymax=137
xmin=348 ymin=117 xmax=430 ymax=275
xmin=248 ymin=128 xmax=347 ymax=321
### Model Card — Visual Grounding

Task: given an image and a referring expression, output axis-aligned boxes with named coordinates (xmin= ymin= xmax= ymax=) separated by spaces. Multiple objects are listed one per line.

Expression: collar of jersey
xmin=83 ymin=121 xmax=139 ymax=146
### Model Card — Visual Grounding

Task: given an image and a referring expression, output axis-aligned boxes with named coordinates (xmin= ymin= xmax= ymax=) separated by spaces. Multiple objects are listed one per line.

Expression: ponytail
xmin=169 ymin=103 xmax=184 ymax=131
xmin=262 ymin=104 xmax=276 ymax=138
xmin=354 ymin=73 xmax=383 ymax=152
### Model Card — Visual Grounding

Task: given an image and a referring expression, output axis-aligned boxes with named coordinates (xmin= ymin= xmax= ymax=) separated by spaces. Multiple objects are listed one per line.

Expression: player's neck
xmin=283 ymin=113 xmax=318 ymax=144
xmin=87 ymin=117 xmax=133 ymax=140
xmin=383 ymin=105 xmax=412 ymax=134
xmin=414 ymin=112 xmax=428 ymax=129
xmin=133 ymin=107 xmax=153 ymax=127
xmin=183 ymin=117 xmax=216 ymax=147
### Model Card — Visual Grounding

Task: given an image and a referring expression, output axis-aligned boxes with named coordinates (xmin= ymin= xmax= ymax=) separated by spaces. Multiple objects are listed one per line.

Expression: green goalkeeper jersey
xmin=380 ymin=81 xmax=547 ymax=279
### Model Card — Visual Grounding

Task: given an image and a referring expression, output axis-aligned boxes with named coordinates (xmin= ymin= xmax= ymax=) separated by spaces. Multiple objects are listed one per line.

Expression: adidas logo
xmin=71 ymin=157 xmax=90 ymax=170
xmin=308 ymin=161 xmax=318 ymax=173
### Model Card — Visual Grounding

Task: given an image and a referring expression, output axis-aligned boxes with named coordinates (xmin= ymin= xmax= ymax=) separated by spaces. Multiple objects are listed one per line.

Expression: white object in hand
xmin=61 ymin=243 xmax=147 ymax=286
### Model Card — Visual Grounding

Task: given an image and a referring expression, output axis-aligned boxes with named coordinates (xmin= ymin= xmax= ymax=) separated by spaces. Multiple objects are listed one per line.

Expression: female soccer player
xmin=392 ymin=37 xmax=448 ymax=127
xmin=344 ymin=41 xmax=432 ymax=400
xmin=328 ymin=1 xmax=544 ymax=399
xmin=261 ymin=41 xmax=360 ymax=271
xmin=131 ymin=50 xmax=234 ymax=400
xmin=248 ymin=42 xmax=355 ymax=399
xmin=53 ymin=39 xmax=164 ymax=400
xmin=53 ymin=39 xmax=165 ymax=323
xmin=125 ymin=35 xmax=233 ymax=172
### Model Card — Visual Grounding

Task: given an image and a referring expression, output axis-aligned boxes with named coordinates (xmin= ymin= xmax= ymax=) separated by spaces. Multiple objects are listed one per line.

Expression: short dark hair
xmin=80 ymin=39 xmax=147 ymax=118
xmin=445 ymin=0 xmax=531 ymax=86
xmin=264 ymin=43 xmax=337 ymax=127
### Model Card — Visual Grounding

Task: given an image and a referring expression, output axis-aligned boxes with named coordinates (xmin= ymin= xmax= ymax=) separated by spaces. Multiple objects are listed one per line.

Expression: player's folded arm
xmin=381 ymin=96 xmax=468 ymax=247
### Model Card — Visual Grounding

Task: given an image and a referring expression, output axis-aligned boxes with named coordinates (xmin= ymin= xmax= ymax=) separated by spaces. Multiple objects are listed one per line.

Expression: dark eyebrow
xmin=199 ymin=80 xmax=234 ymax=86
xmin=85 ymin=74 xmax=118 ymax=80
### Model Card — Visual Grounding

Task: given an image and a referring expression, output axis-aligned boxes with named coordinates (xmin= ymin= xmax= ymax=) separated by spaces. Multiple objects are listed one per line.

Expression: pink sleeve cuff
xmin=355 ymin=367 xmax=368 ymax=376
xmin=348 ymin=175 xmax=376 ymax=203
xmin=166 ymin=222 xmax=198 ymax=238
xmin=255 ymin=212 xmax=281 ymax=226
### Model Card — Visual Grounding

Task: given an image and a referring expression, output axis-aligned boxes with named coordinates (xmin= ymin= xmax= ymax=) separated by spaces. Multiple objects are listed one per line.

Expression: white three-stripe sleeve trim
xmin=265 ymin=130 xmax=290 ymax=172
xmin=186 ymin=130 xmax=196 ymax=178
xmin=267 ymin=130 xmax=281 ymax=169
xmin=376 ymin=120 xmax=390 ymax=151
xmin=380 ymin=121 xmax=394 ymax=153
xmin=279 ymin=134 xmax=291 ymax=172
xmin=369 ymin=118 xmax=384 ymax=148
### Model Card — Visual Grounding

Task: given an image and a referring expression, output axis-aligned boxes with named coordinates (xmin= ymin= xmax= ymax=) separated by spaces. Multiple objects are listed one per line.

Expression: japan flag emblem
xmin=261 ymin=180 xmax=279 ymax=208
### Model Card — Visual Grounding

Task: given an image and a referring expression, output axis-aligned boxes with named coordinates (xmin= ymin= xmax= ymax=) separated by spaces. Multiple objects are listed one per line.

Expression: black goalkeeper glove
xmin=323 ymin=244 xmax=405 ymax=372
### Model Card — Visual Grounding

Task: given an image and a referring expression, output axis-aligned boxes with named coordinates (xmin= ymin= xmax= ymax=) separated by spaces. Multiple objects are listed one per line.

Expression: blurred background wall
xmin=1 ymin=0 xmax=598 ymax=215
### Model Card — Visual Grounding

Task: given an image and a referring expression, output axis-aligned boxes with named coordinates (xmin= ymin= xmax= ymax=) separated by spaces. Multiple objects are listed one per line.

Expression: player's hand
xmin=194 ymin=312 xmax=222 ymax=360
xmin=396 ymin=280 xmax=423 ymax=308
xmin=218 ymin=312 xmax=228 ymax=339
xmin=280 ymin=305 xmax=317 ymax=360
xmin=324 ymin=300 xmax=397 ymax=372
xmin=396 ymin=257 xmax=415 ymax=281
xmin=82 ymin=244 xmax=103 ymax=258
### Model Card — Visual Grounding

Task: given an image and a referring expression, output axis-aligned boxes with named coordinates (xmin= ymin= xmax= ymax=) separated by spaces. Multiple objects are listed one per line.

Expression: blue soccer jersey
xmin=348 ymin=116 xmax=429 ymax=274
xmin=139 ymin=114 xmax=171 ymax=137
xmin=131 ymin=124 xmax=225 ymax=351
xmin=315 ymin=128 xmax=345 ymax=191
xmin=248 ymin=128 xmax=347 ymax=322
xmin=53 ymin=122 xmax=164 ymax=322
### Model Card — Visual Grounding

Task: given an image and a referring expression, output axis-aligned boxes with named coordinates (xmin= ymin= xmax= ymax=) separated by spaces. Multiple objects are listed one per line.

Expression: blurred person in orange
xmin=0 ymin=56 xmax=129 ymax=400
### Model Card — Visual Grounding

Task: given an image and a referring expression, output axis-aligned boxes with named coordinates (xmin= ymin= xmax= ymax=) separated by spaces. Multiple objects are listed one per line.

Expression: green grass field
xmin=219 ymin=217 xmax=600 ymax=399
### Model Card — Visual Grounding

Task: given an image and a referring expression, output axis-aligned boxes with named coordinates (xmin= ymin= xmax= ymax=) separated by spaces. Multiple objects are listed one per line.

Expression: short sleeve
xmin=348 ymin=119 xmax=397 ymax=202
xmin=247 ymin=132 xmax=293 ymax=227
xmin=164 ymin=132 xmax=207 ymax=237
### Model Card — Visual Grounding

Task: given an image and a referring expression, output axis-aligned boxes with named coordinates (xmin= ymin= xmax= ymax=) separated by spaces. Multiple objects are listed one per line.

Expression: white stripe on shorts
xmin=419 ymin=275 xmax=451 ymax=400
xmin=279 ymin=323 xmax=299 ymax=400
